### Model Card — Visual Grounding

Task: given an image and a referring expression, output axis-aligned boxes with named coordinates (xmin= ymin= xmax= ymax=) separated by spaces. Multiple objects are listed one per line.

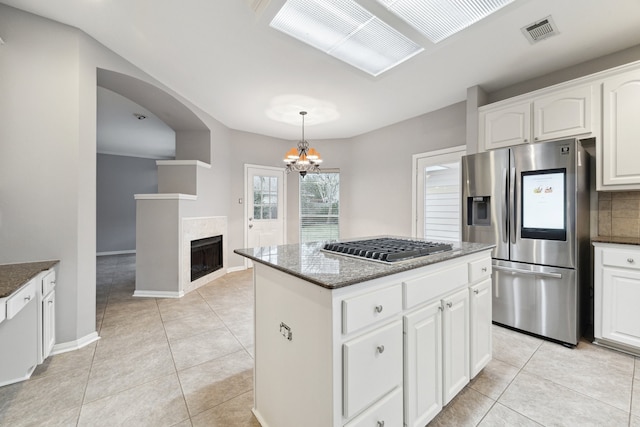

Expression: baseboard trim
xmin=227 ymin=265 xmax=248 ymax=273
xmin=97 ymin=250 xmax=136 ymax=256
xmin=133 ymin=289 xmax=184 ymax=298
xmin=51 ymin=331 xmax=101 ymax=356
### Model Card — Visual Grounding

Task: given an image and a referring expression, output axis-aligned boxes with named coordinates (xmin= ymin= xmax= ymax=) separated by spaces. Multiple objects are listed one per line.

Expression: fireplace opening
xmin=191 ymin=235 xmax=223 ymax=282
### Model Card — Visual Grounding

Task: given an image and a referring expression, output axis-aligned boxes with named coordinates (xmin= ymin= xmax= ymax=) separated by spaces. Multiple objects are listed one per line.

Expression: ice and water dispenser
xmin=467 ymin=196 xmax=491 ymax=226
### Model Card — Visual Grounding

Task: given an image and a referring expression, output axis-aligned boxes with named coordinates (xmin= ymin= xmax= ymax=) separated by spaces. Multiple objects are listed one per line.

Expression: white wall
xmin=344 ymin=102 xmax=467 ymax=238
xmin=0 ymin=4 xmax=233 ymax=346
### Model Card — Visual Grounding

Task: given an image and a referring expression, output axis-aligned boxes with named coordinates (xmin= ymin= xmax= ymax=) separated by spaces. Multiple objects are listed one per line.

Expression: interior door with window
xmin=245 ymin=165 xmax=286 ymax=267
xmin=413 ymin=147 xmax=465 ymax=241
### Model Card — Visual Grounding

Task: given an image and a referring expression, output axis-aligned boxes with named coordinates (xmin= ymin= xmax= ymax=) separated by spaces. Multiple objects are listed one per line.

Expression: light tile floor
xmin=0 ymin=253 xmax=637 ymax=426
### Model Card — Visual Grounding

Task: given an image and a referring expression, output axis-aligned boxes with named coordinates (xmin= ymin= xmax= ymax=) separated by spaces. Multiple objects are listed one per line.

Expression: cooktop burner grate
xmin=322 ymin=237 xmax=453 ymax=263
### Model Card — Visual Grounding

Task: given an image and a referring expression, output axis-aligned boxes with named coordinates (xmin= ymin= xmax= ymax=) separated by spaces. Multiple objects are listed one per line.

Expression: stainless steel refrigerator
xmin=461 ymin=138 xmax=591 ymax=346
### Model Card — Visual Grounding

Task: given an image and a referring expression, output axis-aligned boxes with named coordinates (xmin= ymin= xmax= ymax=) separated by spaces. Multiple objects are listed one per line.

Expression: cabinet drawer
xmin=468 ymin=257 xmax=492 ymax=283
xmin=342 ymin=285 xmax=402 ymax=334
xmin=403 ymin=264 xmax=467 ymax=310
xmin=42 ymin=270 xmax=56 ymax=296
xmin=602 ymin=247 xmax=640 ymax=270
xmin=343 ymin=320 xmax=402 ymax=418
xmin=344 ymin=387 xmax=403 ymax=427
xmin=6 ymin=279 xmax=36 ymax=320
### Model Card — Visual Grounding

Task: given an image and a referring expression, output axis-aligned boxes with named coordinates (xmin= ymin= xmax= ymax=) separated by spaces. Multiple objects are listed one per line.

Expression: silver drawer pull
xmin=377 ymin=345 xmax=385 ymax=354
xmin=481 ymin=267 xmax=487 ymax=272
xmin=474 ymin=289 xmax=479 ymax=294
xmin=446 ymin=302 xmax=453 ymax=308
xmin=627 ymin=258 xmax=634 ymax=263
xmin=374 ymin=305 xmax=383 ymax=313
xmin=24 ymin=295 xmax=32 ymax=302
xmin=377 ymin=421 xmax=385 ymax=427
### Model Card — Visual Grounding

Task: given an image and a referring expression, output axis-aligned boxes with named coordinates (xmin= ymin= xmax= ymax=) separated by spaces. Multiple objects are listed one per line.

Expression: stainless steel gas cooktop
xmin=322 ymin=237 xmax=454 ymax=264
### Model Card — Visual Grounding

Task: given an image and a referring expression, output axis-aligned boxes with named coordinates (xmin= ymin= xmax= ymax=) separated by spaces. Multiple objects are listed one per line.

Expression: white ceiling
xmin=4 ymin=0 xmax=640 ymax=143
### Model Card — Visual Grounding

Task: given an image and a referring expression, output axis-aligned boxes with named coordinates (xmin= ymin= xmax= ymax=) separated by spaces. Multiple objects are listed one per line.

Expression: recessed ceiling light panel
xmin=270 ymin=0 xmax=424 ymax=76
xmin=376 ymin=0 xmax=515 ymax=43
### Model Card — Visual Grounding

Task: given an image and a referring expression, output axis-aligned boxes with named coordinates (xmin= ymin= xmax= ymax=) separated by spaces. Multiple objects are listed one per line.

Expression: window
xmin=300 ymin=172 xmax=340 ymax=242
xmin=253 ymin=175 xmax=279 ymax=219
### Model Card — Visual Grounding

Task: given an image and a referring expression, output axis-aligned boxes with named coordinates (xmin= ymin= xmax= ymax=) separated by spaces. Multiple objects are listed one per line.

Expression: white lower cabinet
xmin=594 ymin=243 xmax=640 ymax=352
xmin=343 ymin=320 xmax=403 ymax=418
xmin=404 ymin=300 xmax=442 ymax=427
xmin=251 ymin=250 xmax=493 ymax=427
xmin=403 ymin=287 xmax=473 ymax=427
xmin=470 ymin=278 xmax=492 ymax=377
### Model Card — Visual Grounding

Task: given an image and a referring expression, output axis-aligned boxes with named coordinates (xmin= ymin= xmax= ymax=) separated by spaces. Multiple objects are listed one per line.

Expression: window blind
xmin=300 ymin=172 xmax=340 ymax=243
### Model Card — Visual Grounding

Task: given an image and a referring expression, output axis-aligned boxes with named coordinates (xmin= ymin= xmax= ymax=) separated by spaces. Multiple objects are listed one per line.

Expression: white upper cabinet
xmin=480 ymin=84 xmax=596 ymax=151
xmin=600 ymin=68 xmax=640 ymax=190
xmin=480 ymin=102 xmax=531 ymax=150
xmin=533 ymin=85 xmax=594 ymax=142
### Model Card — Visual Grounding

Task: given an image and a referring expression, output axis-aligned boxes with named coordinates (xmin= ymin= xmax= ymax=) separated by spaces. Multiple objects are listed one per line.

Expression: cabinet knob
xmin=24 ymin=295 xmax=32 ymax=302
xmin=377 ymin=421 xmax=385 ymax=427
xmin=446 ymin=302 xmax=453 ymax=308
xmin=377 ymin=345 xmax=385 ymax=354
xmin=48 ymin=300 xmax=54 ymax=304
xmin=481 ymin=267 xmax=487 ymax=272
xmin=374 ymin=305 xmax=383 ymax=313
xmin=627 ymin=258 xmax=634 ymax=263
xmin=524 ymin=138 xmax=528 ymax=143
xmin=474 ymin=289 xmax=479 ymax=294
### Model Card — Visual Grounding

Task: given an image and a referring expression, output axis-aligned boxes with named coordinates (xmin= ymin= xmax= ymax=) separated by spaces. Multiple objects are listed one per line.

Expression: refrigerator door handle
xmin=509 ymin=166 xmax=517 ymax=244
xmin=493 ymin=265 xmax=563 ymax=279
xmin=502 ymin=168 xmax=508 ymax=243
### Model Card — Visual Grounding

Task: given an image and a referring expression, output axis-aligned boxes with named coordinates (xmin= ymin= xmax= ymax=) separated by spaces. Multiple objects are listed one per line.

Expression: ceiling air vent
xmin=521 ymin=16 xmax=558 ymax=44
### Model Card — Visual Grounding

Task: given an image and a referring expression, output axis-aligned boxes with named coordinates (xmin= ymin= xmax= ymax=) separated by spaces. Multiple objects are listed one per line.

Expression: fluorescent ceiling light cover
xmin=377 ymin=0 xmax=515 ymax=43
xmin=270 ymin=0 xmax=424 ymax=76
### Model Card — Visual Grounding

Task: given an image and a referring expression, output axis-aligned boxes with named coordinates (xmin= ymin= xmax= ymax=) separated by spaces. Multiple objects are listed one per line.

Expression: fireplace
xmin=190 ymin=235 xmax=223 ymax=282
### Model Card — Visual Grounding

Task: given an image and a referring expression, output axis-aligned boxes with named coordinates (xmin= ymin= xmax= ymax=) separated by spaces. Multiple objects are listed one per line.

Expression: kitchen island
xmin=235 ymin=238 xmax=494 ymax=427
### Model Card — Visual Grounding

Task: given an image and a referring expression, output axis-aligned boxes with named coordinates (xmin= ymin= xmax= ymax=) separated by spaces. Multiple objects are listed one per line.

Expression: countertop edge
xmin=235 ymin=243 xmax=494 ymax=289
xmin=0 ymin=260 xmax=60 ymax=298
xmin=591 ymin=236 xmax=640 ymax=246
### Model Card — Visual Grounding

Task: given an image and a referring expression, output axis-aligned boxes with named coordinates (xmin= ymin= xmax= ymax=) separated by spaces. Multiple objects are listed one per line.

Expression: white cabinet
xmin=404 ymin=300 xmax=442 ymax=427
xmin=532 ymin=85 xmax=594 ymax=142
xmin=343 ymin=320 xmax=402 ymax=418
xmin=442 ymin=288 xmax=470 ymax=405
xmin=403 ymin=255 xmax=493 ymax=427
xmin=403 ymin=288 xmax=470 ymax=427
xmin=39 ymin=269 xmax=56 ymax=363
xmin=469 ymin=278 xmax=492 ymax=378
xmin=594 ymin=243 xmax=640 ymax=353
xmin=251 ymin=250 xmax=493 ymax=427
xmin=600 ymin=68 xmax=640 ymax=190
xmin=480 ymin=84 xmax=596 ymax=151
xmin=480 ymin=101 xmax=531 ymax=150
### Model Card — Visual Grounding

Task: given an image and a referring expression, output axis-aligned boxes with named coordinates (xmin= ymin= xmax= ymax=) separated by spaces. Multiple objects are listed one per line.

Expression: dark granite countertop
xmin=234 ymin=238 xmax=494 ymax=289
xmin=0 ymin=261 xmax=59 ymax=298
xmin=592 ymin=236 xmax=640 ymax=246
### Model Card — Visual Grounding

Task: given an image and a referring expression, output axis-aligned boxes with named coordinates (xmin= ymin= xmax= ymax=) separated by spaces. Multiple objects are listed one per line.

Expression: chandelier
xmin=283 ymin=111 xmax=322 ymax=177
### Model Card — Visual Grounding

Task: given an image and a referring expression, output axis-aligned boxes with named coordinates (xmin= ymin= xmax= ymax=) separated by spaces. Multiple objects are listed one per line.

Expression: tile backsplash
xmin=597 ymin=191 xmax=640 ymax=238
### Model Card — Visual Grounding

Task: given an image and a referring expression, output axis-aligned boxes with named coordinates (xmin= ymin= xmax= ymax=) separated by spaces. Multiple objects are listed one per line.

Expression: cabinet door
xmin=469 ymin=278 xmax=492 ymax=378
xmin=601 ymin=267 xmax=640 ymax=349
xmin=403 ymin=301 xmax=442 ymax=427
xmin=533 ymin=85 xmax=594 ymax=142
xmin=602 ymin=69 xmax=640 ymax=188
xmin=442 ymin=288 xmax=469 ymax=405
xmin=480 ymin=102 xmax=531 ymax=150
xmin=343 ymin=320 xmax=403 ymax=418
xmin=42 ymin=291 xmax=55 ymax=360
